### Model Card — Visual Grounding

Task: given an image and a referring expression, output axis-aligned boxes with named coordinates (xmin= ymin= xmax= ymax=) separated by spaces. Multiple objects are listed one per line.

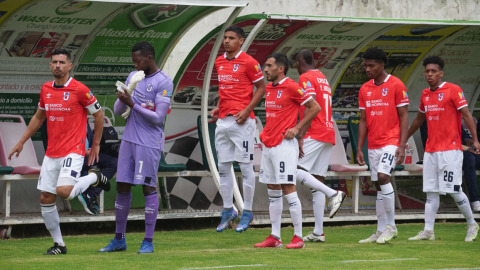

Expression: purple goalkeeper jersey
xmin=121 ymin=70 xmax=173 ymax=150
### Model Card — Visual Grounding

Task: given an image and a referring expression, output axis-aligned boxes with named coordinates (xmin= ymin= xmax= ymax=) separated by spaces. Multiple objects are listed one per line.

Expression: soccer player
xmin=295 ymin=50 xmax=347 ymax=243
xmin=8 ymin=49 xmax=108 ymax=255
xmin=210 ymin=25 xmax=266 ymax=232
xmin=407 ymin=55 xmax=479 ymax=242
xmin=254 ymin=53 xmax=320 ymax=249
xmin=99 ymin=41 xmax=173 ymax=254
xmin=356 ymin=47 xmax=409 ymax=244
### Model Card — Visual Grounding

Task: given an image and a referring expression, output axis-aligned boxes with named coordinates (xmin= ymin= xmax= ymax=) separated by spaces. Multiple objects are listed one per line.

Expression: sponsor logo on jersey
xmin=86 ymin=91 xmax=94 ymax=100
xmin=45 ymin=104 xmax=70 ymax=111
xmin=426 ymin=104 xmax=445 ymax=111
xmin=369 ymin=99 xmax=389 ymax=107
xmin=218 ymin=66 xmax=224 ymax=70
xmin=63 ymin=92 xmax=70 ymax=101
xmin=403 ymin=91 xmax=408 ymax=99
xmin=233 ymin=64 xmax=240 ymax=72
xmin=425 ymin=96 xmax=429 ymax=101
xmin=266 ymin=112 xmax=276 ymax=117
xmin=382 ymin=88 xmax=388 ymax=96
xmin=367 ymin=91 xmax=372 ymax=97
xmin=47 ymin=93 xmax=52 ymax=98
xmin=277 ymin=90 xmax=283 ymax=98
xmin=428 ymin=116 xmax=440 ymax=121
xmin=255 ymin=63 xmax=262 ymax=72
xmin=303 ymin=81 xmax=312 ymax=89
xmin=438 ymin=93 xmax=444 ymax=101
xmin=370 ymin=111 xmax=383 ymax=116
xmin=49 ymin=116 xmax=64 ymax=121
xmin=147 ymin=83 xmax=154 ymax=92
xmin=297 ymin=88 xmax=306 ymax=96
xmin=135 ymin=174 xmax=143 ymax=180
xmin=366 ymin=101 xmax=371 ymax=107
xmin=459 ymin=92 xmax=466 ymax=100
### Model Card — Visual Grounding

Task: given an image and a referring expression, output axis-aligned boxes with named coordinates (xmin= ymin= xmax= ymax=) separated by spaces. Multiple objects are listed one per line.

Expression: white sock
xmin=451 ymin=192 xmax=476 ymax=225
xmin=239 ymin=162 xmax=255 ymax=211
xmin=67 ymin=173 xmax=97 ymax=200
xmin=376 ymin=191 xmax=387 ymax=232
xmin=268 ymin=189 xmax=283 ymax=239
xmin=218 ymin=162 xmax=234 ymax=209
xmin=312 ymin=190 xmax=325 ymax=236
xmin=425 ymin=192 xmax=440 ymax=231
xmin=296 ymin=169 xmax=336 ymax=198
xmin=380 ymin=183 xmax=395 ymax=226
xmin=41 ymin=203 xmax=65 ymax=246
xmin=285 ymin=191 xmax=302 ymax=238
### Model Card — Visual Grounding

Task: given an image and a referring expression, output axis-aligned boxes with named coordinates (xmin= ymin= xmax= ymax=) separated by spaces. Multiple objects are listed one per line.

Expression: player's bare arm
xmin=297 ymin=93 xmax=318 ymax=158
xmin=395 ymin=105 xmax=409 ymax=165
xmin=235 ymin=79 xmax=266 ymax=125
xmin=89 ymin=109 xmax=104 ymax=166
xmin=407 ymin=111 xmax=426 ymax=139
xmin=210 ymin=106 xmax=220 ymax=121
xmin=8 ymin=108 xmax=46 ymax=160
xmin=285 ymin=98 xmax=320 ymax=140
xmin=356 ymin=109 xmax=367 ymax=166
xmin=460 ymin=107 xmax=480 ymax=153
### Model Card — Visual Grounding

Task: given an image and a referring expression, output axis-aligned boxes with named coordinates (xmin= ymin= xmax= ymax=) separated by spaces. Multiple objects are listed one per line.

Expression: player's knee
xmin=40 ymin=192 xmax=56 ymax=204
xmin=56 ymin=187 xmax=71 ymax=200
xmin=143 ymin=186 xmax=156 ymax=196
xmin=377 ymin=174 xmax=390 ymax=185
xmin=116 ymin=182 xmax=132 ymax=193
xmin=281 ymin=184 xmax=296 ymax=195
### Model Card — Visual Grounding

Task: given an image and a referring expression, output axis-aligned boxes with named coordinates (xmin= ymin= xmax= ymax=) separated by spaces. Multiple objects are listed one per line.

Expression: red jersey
xmin=38 ymin=78 xmax=98 ymax=157
xmin=358 ymin=75 xmax=409 ymax=149
xmin=260 ymin=77 xmax=312 ymax=148
xmin=215 ymin=51 xmax=264 ymax=119
xmin=299 ymin=70 xmax=335 ymax=145
xmin=419 ymin=82 xmax=467 ymax=152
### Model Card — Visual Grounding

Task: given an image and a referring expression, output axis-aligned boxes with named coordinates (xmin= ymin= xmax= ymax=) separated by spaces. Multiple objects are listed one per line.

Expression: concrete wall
xmin=163 ymin=0 xmax=480 ymax=78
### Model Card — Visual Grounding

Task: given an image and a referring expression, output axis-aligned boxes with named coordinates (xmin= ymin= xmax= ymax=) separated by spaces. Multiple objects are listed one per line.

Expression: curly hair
xmin=423 ymin=55 xmax=444 ymax=70
xmin=362 ymin=47 xmax=388 ymax=64
xmin=132 ymin=41 xmax=155 ymax=58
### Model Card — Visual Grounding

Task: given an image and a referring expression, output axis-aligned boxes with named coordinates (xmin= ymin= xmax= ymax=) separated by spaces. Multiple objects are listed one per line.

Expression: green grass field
xmin=1 ymin=223 xmax=479 ymax=269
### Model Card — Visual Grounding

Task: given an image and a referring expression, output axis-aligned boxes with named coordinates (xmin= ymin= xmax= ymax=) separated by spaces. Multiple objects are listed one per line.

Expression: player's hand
xmin=473 ymin=141 xmax=480 ymax=154
xmin=8 ymin=142 xmax=24 ymax=160
xmin=298 ymin=137 xmax=305 ymax=158
xmin=284 ymin=127 xmax=299 ymax=140
xmin=465 ymin=138 xmax=474 ymax=146
xmin=234 ymin=109 xmax=250 ymax=125
xmin=88 ymin=144 xmax=100 ymax=166
xmin=395 ymin=146 xmax=405 ymax=165
xmin=356 ymin=151 xmax=365 ymax=166
xmin=117 ymin=91 xmax=135 ymax=108
xmin=210 ymin=107 xmax=220 ymax=122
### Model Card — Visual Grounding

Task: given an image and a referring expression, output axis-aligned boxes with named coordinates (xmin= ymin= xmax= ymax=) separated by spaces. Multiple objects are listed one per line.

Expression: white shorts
xmin=297 ymin=139 xmax=333 ymax=177
xmin=215 ymin=116 xmax=255 ymax=163
xmin=37 ymin=153 xmax=84 ymax=194
xmin=259 ymin=139 xmax=298 ymax=185
xmin=368 ymin=145 xmax=398 ymax=181
xmin=423 ymin=150 xmax=463 ymax=194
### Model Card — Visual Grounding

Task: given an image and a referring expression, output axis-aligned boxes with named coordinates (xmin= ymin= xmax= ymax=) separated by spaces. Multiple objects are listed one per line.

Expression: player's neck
xmin=54 ymin=75 xmax=70 ymax=87
xmin=429 ymin=81 xmax=443 ymax=90
xmin=373 ymin=71 xmax=388 ymax=85
xmin=272 ymin=74 xmax=286 ymax=85
xmin=145 ymin=66 xmax=159 ymax=76
xmin=226 ymin=49 xmax=241 ymax=60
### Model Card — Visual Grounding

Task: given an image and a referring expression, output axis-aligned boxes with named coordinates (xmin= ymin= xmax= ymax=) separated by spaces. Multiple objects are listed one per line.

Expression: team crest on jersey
xmin=147 ymin=84 xmax=153 ymax=92
xmin=63 ymin=92 xmax=70 ymax=101
xmin=382 ymin=88 xmax=388 ymax=96
xmin=438 ymin=93 xmax=444 ymax=101
xmin=277 ymin=90 xmax=283 ymax=98
xmin=233 ymin=64 xmax=240 ymax=72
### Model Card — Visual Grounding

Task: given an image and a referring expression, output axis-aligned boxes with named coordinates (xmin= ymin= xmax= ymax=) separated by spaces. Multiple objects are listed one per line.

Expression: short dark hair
xmin=132 ymin=41 xmax=155 ymax=58
xmin=266 ymin=53 xmax=289 ymax=75
xmin=423 ymin=55 xmax=444 ymax=70
xmin=362 ymin=47 xmax=388 ymax=65
xmin=51 ymin=49 xmax=71 ymax=61
xmin=297 ymin=49 xmax=314 ymax=65
xmin=225 ymin=25 xmax=245 ymax=39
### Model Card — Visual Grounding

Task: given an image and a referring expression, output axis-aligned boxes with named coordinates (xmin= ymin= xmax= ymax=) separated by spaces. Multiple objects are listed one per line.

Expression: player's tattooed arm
xmin=8 ymin=108 xmax=47 ymax=159
xmin=235 ymin=79 xmax=266 ymax=125
xmin=285 ymin=98 xmax=320 ymax=140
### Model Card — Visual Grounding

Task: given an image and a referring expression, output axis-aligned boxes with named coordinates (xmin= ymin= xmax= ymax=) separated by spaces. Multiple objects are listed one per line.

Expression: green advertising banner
xmin=77 ymin=4 xmax=220 ymax=74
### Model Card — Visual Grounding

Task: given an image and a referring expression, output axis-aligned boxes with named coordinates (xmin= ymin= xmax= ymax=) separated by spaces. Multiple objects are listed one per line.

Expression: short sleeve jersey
xmin=38 ymin=77 xmax=99 ymax=157
xmin=122 ymin=70 xmax=173 ymax=150
xmin=215 ymin=51 xmax=264 ymax=119
xmin=298 ymin=70 xmax=335 ymax=145
xmin=260 ymin=77 xmax=312 ymax=148
xmin=358 ymin=75 xmax=409 ymax=149
xmin=419 ymin=82 xmax=467 ymax=152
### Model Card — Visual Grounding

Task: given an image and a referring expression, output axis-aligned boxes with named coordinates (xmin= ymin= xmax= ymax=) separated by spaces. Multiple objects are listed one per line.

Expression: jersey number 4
xmin=381 ymin=153 xmax=394 ymax=165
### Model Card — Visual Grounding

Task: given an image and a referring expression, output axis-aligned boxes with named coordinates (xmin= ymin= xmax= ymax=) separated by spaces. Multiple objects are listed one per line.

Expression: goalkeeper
xmin=98 ymin=41 xmax=173 ymax=254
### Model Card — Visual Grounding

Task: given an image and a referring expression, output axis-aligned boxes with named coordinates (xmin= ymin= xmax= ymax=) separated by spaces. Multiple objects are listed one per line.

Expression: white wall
xmin=163 ymin=0 xmax=480 ymax=78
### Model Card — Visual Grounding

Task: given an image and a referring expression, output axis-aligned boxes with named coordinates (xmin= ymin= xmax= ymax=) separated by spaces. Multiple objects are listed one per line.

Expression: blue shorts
xmin=116 ymin=140 xmax=161 ymax=187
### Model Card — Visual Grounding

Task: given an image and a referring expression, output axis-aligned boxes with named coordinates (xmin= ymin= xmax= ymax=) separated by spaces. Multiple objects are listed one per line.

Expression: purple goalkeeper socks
xmin=144 ymin=191 xmax=159 ymax=240
xmin=115 ymin=192 xmax=132 ymax=238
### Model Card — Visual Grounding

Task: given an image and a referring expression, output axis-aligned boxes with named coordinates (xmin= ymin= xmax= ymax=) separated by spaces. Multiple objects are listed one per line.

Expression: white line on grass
xmin=182 ymin=264 xmax=266 ymax=270
xmin=339 ymin=258 xmax=419 ymax=263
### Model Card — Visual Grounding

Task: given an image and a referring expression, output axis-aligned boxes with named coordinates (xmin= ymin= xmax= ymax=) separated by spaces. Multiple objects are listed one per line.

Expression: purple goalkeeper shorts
xmin=116 ymin=140 xmax=161 ymax=187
